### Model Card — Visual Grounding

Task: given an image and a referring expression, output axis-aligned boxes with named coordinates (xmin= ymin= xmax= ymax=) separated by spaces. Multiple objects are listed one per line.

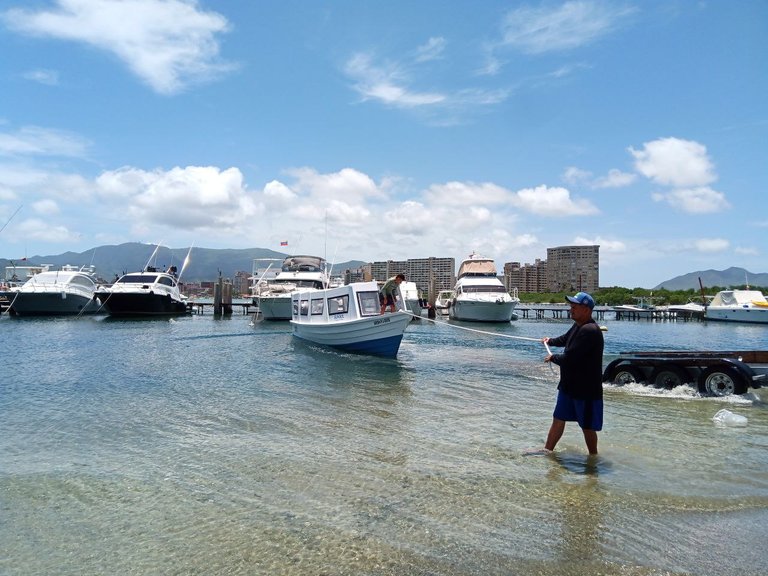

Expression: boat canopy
xmin=457 ymin=259 xmax=497 ymax=278
xmin=711 ymin=290 xmax=767 ymax=306
xmin=281 ymin=255 xmax=326 ymax=272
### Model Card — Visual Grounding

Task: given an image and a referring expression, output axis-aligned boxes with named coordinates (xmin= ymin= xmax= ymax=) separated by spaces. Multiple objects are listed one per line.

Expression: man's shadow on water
xmin=550 ymin=451 xmax=614 ymax=476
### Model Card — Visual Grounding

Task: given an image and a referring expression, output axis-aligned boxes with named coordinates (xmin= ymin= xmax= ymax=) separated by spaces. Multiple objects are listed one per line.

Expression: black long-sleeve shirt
xmin=549 ymin=319 xmax=604 ymax=400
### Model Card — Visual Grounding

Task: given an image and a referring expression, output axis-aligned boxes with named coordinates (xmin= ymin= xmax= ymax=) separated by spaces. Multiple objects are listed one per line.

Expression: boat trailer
xmin=603 ymin=350 xmax=768 ymax=396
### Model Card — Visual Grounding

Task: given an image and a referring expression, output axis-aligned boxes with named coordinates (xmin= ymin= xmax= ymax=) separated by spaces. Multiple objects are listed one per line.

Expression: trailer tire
xmin=697 ymin=366 xmax=747 ymax=396
xmin=650 ymin=365 xmax=690 ymax=388
xmin=609 ymin=365 xmax=643 ymax=385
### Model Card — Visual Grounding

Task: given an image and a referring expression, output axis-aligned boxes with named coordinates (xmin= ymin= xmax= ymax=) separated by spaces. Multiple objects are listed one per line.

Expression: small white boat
xmin=256 ymin=255 xmax=329 ymax=320
xmin=433 ymin=289 xmax=455 ymax=316
xmin=397 ymin=280 xmax=423 ymax=319
xmin=7 ymin=265 xmax=102 ymax=316
xmin=705 ymin=289 xmax=768 ymax=324
xmin=613 ymin=296 xmax=664 ymax=319
xmin=290 ymin=281 xmax=411 ymax=358
xmin=449 ymin=253 xmax=519 ymax=322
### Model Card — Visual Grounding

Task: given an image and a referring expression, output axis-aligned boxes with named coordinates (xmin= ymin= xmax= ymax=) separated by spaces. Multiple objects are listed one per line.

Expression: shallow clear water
xmin=1 ymin=313 xmax=767 ymax=575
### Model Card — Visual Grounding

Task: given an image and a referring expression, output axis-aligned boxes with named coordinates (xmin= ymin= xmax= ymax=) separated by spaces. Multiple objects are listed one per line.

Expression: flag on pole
xmin=280 ymin=241 xmax=288 ymax=246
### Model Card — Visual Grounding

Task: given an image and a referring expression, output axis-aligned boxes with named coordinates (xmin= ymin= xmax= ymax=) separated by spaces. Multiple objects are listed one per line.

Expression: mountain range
xmin=653 ymin=267 xmax=768 ymax=291
xmin=1 ymin=243 xmax=765 ymax=290
xmin=1 ymin=243 xmax=365 ymax=283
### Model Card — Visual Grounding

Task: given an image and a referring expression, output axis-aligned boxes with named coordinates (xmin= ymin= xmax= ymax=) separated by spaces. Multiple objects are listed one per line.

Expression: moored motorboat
xmin=290 ymin=281 xmax=411 ymax=358
xmin=449 ymin=253 xmax=518 ymax=322
xmin=433 ymin=289 xmax=455 ymax=316
xmin=397 ymin=280 xmax=423 ymax=319
xmin=256 ymin=255 xmax=329 ymax=320
xmin=94 ymin=245 xmax=192 ymax=317
xmin=7 ymin=265 xmax=102 ymax=316
xmin=704 ymin=289 xmax=768 ymax=324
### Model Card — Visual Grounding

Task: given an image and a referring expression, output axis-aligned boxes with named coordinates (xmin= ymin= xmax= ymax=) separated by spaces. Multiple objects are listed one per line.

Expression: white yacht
xmin=449 ymin=253 xmax=519 ymax=323
xmin=256 ymin=255 xmax=329 ymax=320
xmin=704 ymin=289 xmax=768 ymax=324
xmin=8 ymin=265 xmax=102 ymax=316
xmin=94 ymin=245 xmax=192 ymax=317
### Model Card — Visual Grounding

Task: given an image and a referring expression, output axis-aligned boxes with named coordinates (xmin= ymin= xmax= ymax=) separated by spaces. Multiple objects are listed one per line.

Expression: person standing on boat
xmin=379 ymin=273 xmax=405 ymax=314
xmin=541 ymin=291 xmax=604 ymax=455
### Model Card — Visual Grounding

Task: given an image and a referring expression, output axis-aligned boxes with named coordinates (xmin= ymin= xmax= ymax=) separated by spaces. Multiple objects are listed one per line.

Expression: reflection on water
xmin=1 ymin=315 xmax=767 ymax=575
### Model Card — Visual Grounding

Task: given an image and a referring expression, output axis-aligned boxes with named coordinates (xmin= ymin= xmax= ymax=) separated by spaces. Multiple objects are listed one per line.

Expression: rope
xmin=400 ymin=309 xmax=557 ymax=375
xmin=401 ymin=309 xmax=541 ymax=342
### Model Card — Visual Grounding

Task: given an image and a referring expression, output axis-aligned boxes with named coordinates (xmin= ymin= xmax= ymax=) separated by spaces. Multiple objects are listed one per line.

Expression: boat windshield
xmin=460 ymin=286 xmax=507 ymax=294
xmin=357 ymin=291 xmax=380 ymax=316
xmin=118 ymin=274 xmax=175 ymax=287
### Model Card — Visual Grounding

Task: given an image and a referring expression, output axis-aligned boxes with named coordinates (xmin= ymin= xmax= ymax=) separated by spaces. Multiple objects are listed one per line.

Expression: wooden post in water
xmin=213 ymin=275 xmax=222 ymax=315
xmin=222 ymin=279 xmax=233 ymax=315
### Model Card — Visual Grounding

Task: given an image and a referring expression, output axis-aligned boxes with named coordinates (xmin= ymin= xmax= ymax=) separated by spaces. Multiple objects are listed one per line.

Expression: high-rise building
xmin=546 ymin=245 xmax=599 ymax=293
xmin=369 ymin=257 xmax=455 ymax=297
xmin=504 ymin=259 xmax=548 ymax=293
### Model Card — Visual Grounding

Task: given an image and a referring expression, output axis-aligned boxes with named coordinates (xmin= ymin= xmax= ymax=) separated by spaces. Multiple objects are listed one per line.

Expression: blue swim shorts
xmin=553 ymin=390 xmax=603 ymax=431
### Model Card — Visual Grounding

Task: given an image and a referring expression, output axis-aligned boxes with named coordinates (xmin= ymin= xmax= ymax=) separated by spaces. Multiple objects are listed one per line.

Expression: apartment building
xmin=546 ymin=245 xmax=599 ymax=293
xmin=503 ymin=246 xmax=599 ymax=293
xmin=369 ymin=257 xmax=455 ymax=296
xmin=504 ymin=259 xmax=548 ymax=293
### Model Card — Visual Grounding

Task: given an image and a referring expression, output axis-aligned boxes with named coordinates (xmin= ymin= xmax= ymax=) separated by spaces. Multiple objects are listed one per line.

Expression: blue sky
xmin=1 ymin=0 xmax=765 ymax=288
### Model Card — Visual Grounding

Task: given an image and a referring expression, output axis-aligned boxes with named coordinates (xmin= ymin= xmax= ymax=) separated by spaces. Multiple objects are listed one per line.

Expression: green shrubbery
xmin=517 ymin=285 xmax=768 ymax=307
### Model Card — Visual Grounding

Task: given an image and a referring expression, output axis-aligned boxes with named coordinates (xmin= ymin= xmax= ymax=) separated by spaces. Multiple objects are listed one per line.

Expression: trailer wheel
xmin=609 ymin=365 xmax=643 ymax=385
xmin=697 ymin=366 xmax=747 ymax=396
xmin=650 ymin=365 xmax=690 ymax=388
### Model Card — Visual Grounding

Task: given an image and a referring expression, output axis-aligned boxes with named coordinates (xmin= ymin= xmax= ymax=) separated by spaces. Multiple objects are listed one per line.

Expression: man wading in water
xmin=540 ymin=291 xmax=604 ymax=455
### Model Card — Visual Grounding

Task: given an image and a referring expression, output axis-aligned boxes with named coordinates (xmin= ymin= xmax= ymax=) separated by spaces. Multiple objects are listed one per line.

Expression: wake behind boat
xmin=290 ymin=281 xmax=411 ymax=358
xmin=7 ymin=265 xmax=102 ymax=316
xmin=449 ymin=253 xmax=519 ymax=322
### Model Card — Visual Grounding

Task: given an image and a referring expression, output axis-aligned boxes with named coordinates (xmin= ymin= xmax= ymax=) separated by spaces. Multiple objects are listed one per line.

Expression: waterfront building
xmin=546 ymin=245 xmax=599 ymax=293
xmin=369 ymin=257 xmax=455 ymax=297
xmin=504 ymin=259 xmax=548 ymax=293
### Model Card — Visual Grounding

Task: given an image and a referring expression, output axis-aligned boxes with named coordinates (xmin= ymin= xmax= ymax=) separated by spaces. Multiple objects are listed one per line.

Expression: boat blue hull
xmin=295 ymin=333 xmax=404 ymax=359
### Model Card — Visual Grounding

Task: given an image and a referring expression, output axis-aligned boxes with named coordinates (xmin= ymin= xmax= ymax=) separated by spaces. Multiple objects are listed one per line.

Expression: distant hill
xmin=0 ymin=243 xmax=366 ymax=283
xmin=654 ymin=267 xmax=768 ymax=291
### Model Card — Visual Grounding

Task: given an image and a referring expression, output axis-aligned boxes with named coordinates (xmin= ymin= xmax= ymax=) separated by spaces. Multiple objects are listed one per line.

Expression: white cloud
xmin=3 ymin=0 xmax=233 ymax=95
xmin=415 ymin=37 xmax=446 ymax=62
xmin=500 ymin=1 xmax=635 ymax=54
xmin=344 ymin=53 xmax=446 ymax=108
xmin=695 ymin=238 xmax=730 ymax=253
xmin=95 ymin=165 xmax=257 ymax=230
xmin=593 ymin=168 xmax=636 ymax=188
xmin=563 ymin=166 xmax=593 ymax=185
xmin=563 ymin=166 xmax=636 ymax=189
xmin=22 ymin=69 xmax=59 ymax=85
xmin=424 ymin=181 xmax=511 ymax=207
xmin=511 ymin=185 xmax=599 ymax=216
xmin=32 ymin=199 xmax=60 ymax=215
xmin=0 ymin=126 xmax=90 ymax=157
xmin=573 ymin=235 xmax=626 ymax=252
xmin=15 ymin=217 xmax=80 ymax=243
xmin=630 ymin=137 xmax=716 ymax=187
xmin=652 ymin=187 xmax=730 ymax=214
xmin=735 ymin=246 xmax=759 ymax=256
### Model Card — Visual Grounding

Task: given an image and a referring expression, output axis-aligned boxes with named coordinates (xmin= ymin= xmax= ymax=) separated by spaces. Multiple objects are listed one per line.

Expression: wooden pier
xmin=516 ymin=305 xmax=608 ymax=320
xmin=187 ymin=301 xmax=255 ymax=315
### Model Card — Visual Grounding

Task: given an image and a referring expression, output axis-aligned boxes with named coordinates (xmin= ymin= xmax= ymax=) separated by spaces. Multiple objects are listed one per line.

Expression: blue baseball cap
xmin=566 ymin=291 xmax=595 ymax=309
